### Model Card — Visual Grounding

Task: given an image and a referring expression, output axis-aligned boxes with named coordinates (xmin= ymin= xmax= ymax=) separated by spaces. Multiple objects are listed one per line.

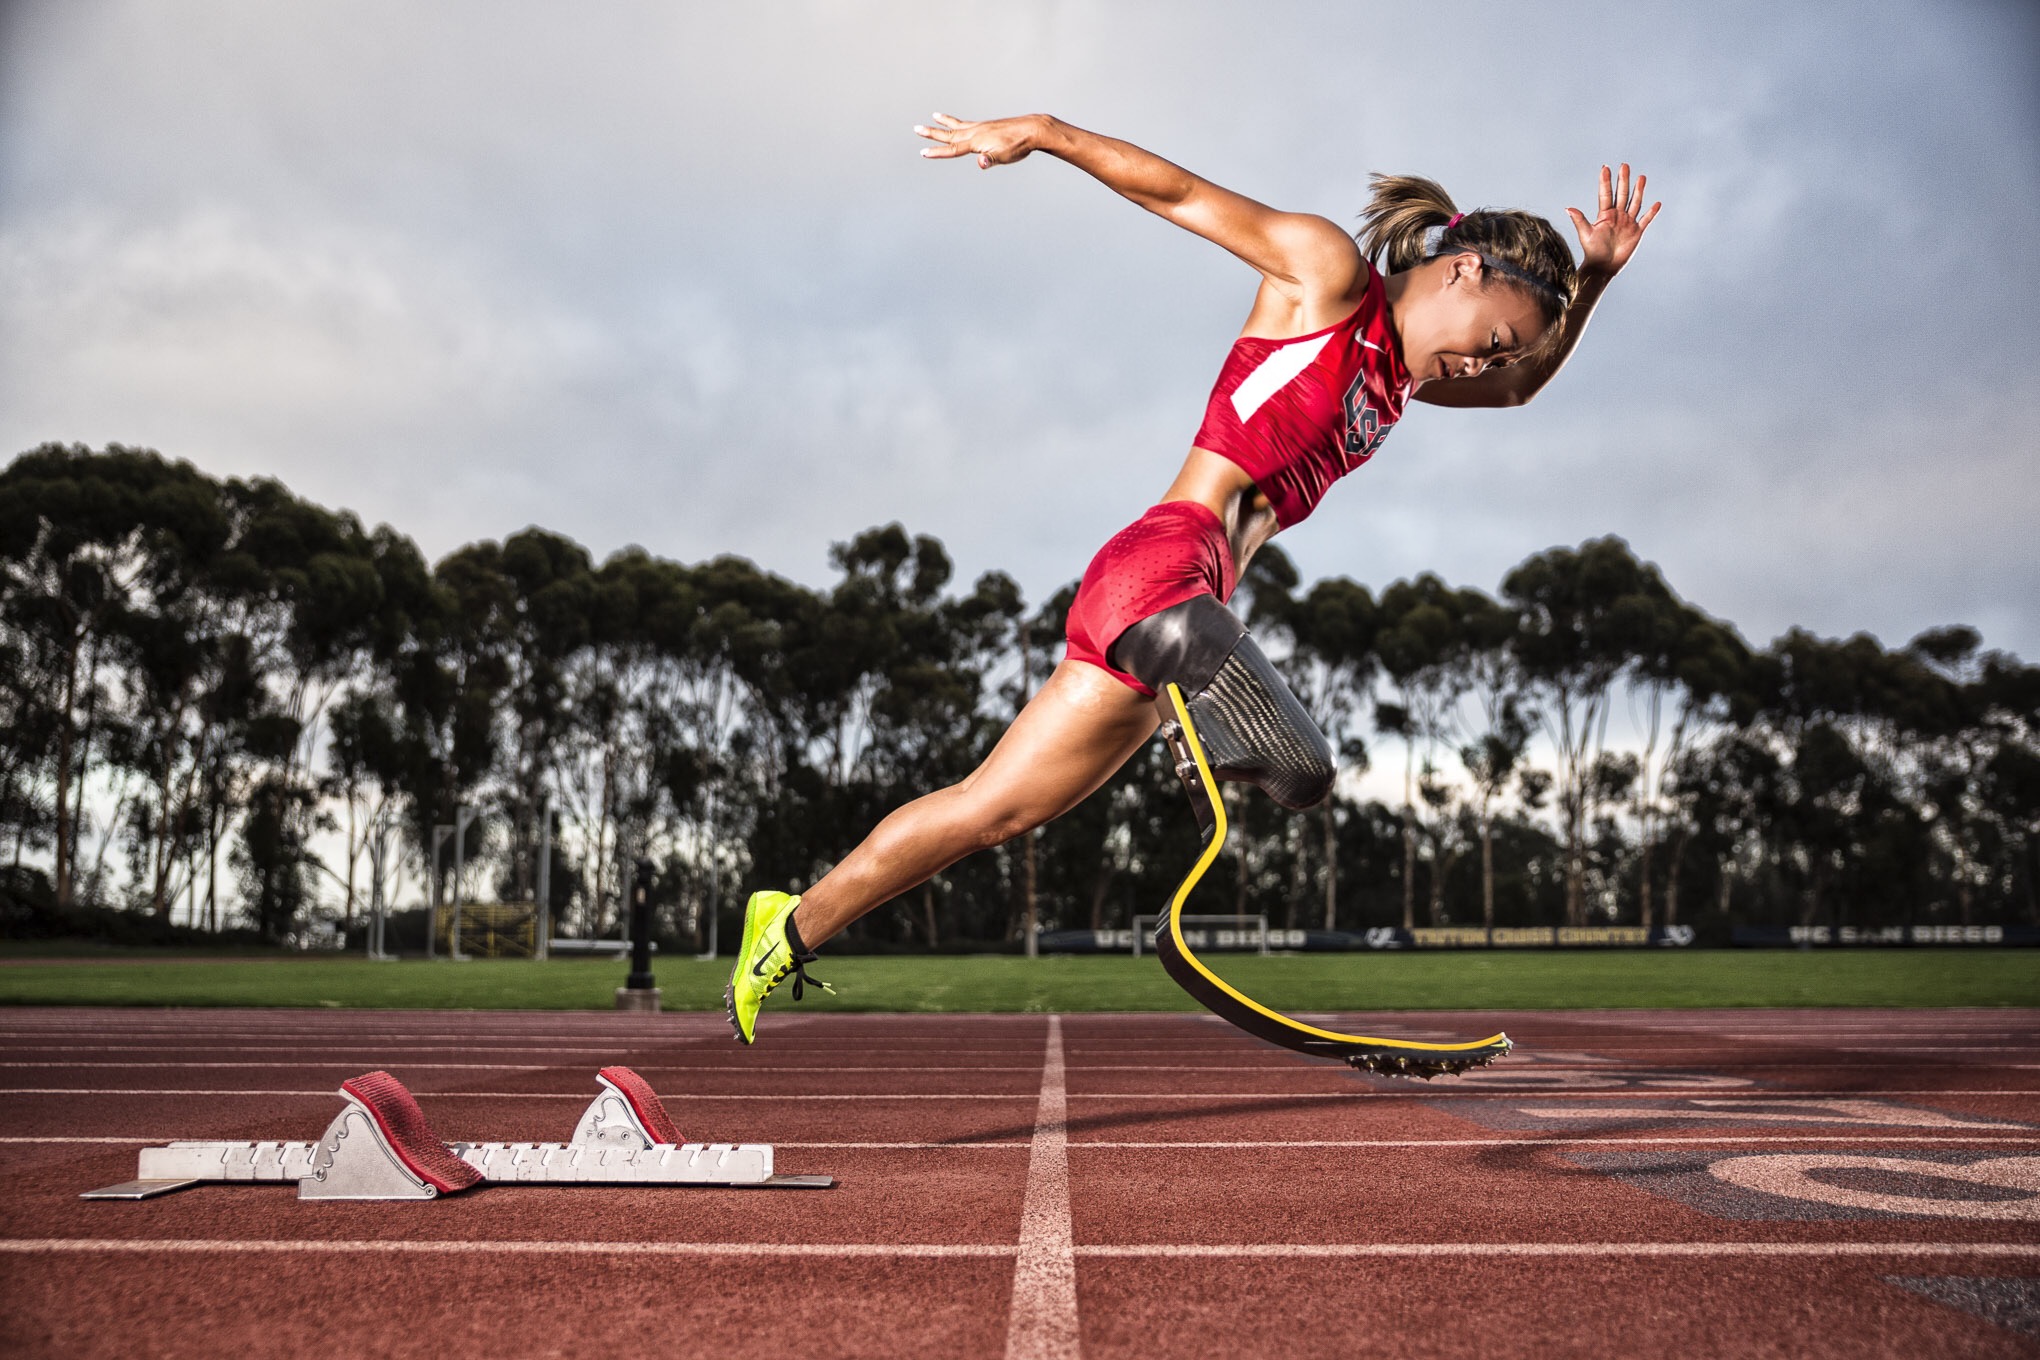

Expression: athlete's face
xmin=1401 ymin=253 xmax=1552 ymax=388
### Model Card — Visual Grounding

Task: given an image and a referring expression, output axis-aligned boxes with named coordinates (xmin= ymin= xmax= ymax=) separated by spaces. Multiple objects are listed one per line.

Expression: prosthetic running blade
xmin=1154 ymin=682 xmax=1512 ymax=1080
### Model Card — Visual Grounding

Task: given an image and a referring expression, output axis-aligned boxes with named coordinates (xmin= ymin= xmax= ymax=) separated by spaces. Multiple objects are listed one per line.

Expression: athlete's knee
xmin=972 ymin=805 xmax=1044 ymax=852
xmin=1109 ymin=594 xmax=1335 ymax=810
xmin=943 ymin=785 xmax=1046 ymax=853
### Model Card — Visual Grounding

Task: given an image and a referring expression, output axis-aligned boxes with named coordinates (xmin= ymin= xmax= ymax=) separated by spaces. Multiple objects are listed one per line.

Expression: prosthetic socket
xmin=1109 ymin=595 xmax=1335 ymax=842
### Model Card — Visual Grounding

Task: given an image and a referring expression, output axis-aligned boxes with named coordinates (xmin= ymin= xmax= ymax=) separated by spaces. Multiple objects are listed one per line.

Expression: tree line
xmin=2 ymin=443 xmax=2035 ymax=948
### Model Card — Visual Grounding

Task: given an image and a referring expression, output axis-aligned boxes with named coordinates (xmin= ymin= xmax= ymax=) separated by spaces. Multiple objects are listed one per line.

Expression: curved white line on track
xmin=1006 ymin=1014 xmax=1080 ymax=1360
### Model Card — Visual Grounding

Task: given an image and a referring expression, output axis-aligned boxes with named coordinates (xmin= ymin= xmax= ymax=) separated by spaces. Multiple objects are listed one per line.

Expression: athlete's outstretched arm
xmin=916 ymin=112 xmax=1361 ymax=303
xmin=1415 ymin=163 xmax=1661 ymax=408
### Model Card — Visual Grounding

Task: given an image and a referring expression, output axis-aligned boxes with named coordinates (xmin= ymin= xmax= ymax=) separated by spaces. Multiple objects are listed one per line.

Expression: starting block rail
xmin=83 ymin=1066 xmax=832 ymax=1201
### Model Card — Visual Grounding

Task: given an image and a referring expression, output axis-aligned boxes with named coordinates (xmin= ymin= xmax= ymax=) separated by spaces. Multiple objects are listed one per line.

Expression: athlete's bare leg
xmin=790 ymin=660 xmax=1157 ymax=945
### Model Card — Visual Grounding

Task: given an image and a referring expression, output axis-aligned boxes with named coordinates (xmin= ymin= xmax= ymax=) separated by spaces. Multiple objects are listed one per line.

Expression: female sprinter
xmin=727 ymin=113 xmax=1658 ymax=1043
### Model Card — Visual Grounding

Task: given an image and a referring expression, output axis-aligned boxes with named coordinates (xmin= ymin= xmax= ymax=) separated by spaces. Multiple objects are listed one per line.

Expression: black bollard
xmin=617 ymin=858 xmax=662 ymax=1012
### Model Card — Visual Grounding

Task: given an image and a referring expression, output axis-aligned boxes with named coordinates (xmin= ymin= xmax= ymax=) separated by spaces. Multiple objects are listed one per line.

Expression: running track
xmin=2 ymin=1007 xmax=2038 ymax=1357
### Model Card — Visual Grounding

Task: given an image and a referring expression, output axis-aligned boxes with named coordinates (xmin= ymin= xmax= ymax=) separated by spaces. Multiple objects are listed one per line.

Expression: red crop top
xmin=1191 ymin=262 xmax=1412 ymax=529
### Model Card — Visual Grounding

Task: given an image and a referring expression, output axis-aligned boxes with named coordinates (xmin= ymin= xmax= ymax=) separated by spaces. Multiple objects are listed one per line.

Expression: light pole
xmin=428 ymin=823 xmax=454 ymax=960
xmin=449 ymin=803 xmax=477 ymax=961
xmin=694 ymin=795 xmax=719 ymax=962
xmin=366 ymin=808 xmax=396 ymax=962
xmin=534 ymin=795 xmax=551 ymax=962
xmin=616 ymin=858 xmax=661 ymax=1012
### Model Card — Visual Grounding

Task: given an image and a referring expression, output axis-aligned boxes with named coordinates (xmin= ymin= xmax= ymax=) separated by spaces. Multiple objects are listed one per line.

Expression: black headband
xmin=1421 ymin=224 xmax=1567 ymax=309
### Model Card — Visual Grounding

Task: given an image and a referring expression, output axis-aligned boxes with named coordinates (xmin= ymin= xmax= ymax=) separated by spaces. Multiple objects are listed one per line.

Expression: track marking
xmin=1709 ymin=1152 xmax=2040 ymax=1220
xmin=1072 ymin=1243 xmax=2040 ymax=1259
xmin=0 ymin=1062 xmax=557 ymax=1072
xmin=5 ymin=1087 xmax=2037 ymax=1100
xmin=9 ymin=1134 xmax=2040 ymax=1150
xmin=2 ymin=1239 xmax=2035 ymax=1261
xmin=0 ymin=1238 xmax=1013 ymax=1258
xmin=1513 ymin=1100 xmax=2019 ymax=1129
xmin=1006 ymin=1014 xmax=1080 ymax=1360
xmin=1067 ymin=1135 xmax=2040 ymax=1149
xmin=0 ymin=1052 xmax=648 ymax=1060
xmin=0 ymin=1088 xmax=1039 ymax=1099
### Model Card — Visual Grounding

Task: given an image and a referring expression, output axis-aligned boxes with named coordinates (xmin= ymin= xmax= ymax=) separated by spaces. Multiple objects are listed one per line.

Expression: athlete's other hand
xmin=1566 ymin=163 xmax=1660 ymax=278
xmin=914 ymin=112 xmax=1041 ymax=169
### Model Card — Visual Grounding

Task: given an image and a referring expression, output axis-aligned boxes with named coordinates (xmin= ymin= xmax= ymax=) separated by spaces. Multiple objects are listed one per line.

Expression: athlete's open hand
xmin=914 ymin=113 xmax=1041 ymax=169
xmin=1566 ymin=164 xmax=1660 ymax=277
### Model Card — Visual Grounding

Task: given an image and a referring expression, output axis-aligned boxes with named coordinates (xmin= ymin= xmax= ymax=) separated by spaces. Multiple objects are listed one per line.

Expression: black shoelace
xmin=784 ymin=948 xmax=831 ymax=1001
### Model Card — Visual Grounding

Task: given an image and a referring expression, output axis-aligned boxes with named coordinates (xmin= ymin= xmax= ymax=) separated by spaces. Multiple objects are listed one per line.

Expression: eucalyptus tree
xmin=491 ymin=529 xmax=596 ymax=903
xmin=1503 ymin=537 xmax=1674 ymax=925
xmin=1026 ymin=582 xmax=1150 ymax=938
xmin=684 ymin=552 xmax=810 ymax=935
xmin=0 ymin=444 xmax=229 ymax=909
xmin=1375 ymin=574 xmax=1476 ymax=928
xmin=1627 ymin=603 xmax=1748 ymax=928
xmin=1267 ymin=575 xmax=1379 ymax=929
xmin=555 ymin=546 xmax=691 ymax=934
xmin=1756 ymin=628 xmax=1955 ymax=926
xmin=128 ymin=473 xmax=398 ymax=938
xmin=884 ymin=565 xmax=1021 ymax=943
xmin=395 ymin=540 xmax=512 ymax=925
xmin=1980 ymin=655 xmax=2040 ymax=919
xmin=0 ymin=620 xmax=55 ymax=869
xmin=1907 ymin=630 xmax=2040 ymax=923
xmin=1448 ymin=589 xmax=1540 ymax=933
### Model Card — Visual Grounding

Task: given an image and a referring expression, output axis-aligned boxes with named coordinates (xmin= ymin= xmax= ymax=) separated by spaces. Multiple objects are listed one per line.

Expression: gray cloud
xmin=3 ymin=0 xmax=2035 ymax=656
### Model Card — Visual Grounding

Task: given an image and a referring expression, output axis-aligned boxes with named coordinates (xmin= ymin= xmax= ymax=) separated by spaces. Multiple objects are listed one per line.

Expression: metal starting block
xmin=83 ymin=1066 xmax=833 ymax=1201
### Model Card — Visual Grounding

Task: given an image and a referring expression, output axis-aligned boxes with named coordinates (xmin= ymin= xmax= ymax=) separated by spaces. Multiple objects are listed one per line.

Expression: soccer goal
xmin=1131 ymin=913 xmax=1271 ymax=958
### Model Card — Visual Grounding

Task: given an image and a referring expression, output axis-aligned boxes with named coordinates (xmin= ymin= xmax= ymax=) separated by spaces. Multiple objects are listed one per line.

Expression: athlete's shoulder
xmin=1258 ymin=213 xmax=1364 ymax=297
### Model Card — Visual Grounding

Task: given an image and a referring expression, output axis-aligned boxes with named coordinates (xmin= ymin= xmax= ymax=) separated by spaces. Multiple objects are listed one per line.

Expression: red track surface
xmin=3 ymin=1007 xmax=2039 ymax=1358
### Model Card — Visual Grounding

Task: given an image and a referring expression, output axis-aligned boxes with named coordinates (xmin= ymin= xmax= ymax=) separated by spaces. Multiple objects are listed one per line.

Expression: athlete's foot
xmin=724 ymin=891 xmax=832 ymax=1044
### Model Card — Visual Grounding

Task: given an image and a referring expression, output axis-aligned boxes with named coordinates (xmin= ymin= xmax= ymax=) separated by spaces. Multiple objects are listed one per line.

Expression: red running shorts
xmin=1064 ymin=500 xmax=1237 ymax=696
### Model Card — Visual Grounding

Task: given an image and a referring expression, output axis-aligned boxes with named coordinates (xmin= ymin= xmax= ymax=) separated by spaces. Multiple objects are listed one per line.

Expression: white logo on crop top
xmin=1229 ymin=333 xmax=1333 ymax=424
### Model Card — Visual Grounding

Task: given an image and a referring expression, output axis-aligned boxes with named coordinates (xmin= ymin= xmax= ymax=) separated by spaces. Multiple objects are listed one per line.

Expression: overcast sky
xmin=3 ymin=0 xmax=2036 ymax=661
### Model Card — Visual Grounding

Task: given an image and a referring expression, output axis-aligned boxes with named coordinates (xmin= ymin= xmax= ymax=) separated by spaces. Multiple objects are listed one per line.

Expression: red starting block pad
xmin=82 ymin=1066 xmax=833 ymax=1201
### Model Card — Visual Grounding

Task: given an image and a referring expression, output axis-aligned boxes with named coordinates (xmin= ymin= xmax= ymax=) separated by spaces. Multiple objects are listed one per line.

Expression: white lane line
xmin=1060 ymin=1090 xmax=2040 ymax=1100
xmin=8 ymin=1134 xmax=2038 ymax=1151
xmin=1068 ymin=1135 xmax=2040 ymax=1149
xmin=0 ymin=1052 xmax=644 ymax=1060
xmin=1074 ymin=1242 xmax=2040 ymax=1259
xmin=775 ymin=1142 xmax=1029 ymax=1149
xmin=8 ymin=1054 xmax=2033 ymax=1075
xmin=0 ymin=1063 xmax=556 ymax=1072
xmin=0 ymin=1088 xmax=1037 ymax=1100
xmin=0 ymin=1062 xmax=1041 ymax=1076
xmin=3 ymin=1087 xmax=2035 ymax=1101
xmin=1006 ymin=1014 xmax=1080 ymax=1360
xmin=0 ymin=1239 xmax=1013 ymax=1258
xmin=0 ymin=1239 xmax=2033 ymax=1262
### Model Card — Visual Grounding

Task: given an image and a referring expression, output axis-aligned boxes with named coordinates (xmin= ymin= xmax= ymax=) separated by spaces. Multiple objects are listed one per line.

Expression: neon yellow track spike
xmin=1152 ymin=682 xmax=1513 ymax=1080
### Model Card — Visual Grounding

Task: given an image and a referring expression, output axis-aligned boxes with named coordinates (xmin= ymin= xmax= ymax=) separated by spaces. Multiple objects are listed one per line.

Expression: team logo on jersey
xmin=1341 ymin=372 xmax=1389 ymax=462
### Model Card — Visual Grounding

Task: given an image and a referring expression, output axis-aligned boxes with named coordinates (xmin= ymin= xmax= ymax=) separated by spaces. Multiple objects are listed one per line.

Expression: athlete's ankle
xmin=784 ymin=910 xmax=814 ymax=961
xmin=787 ymin=901 xmax=829 ymax=955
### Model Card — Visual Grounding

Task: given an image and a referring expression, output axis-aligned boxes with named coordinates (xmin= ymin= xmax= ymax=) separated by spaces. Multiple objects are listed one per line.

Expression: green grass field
xmin=1 ymin=948 xmax=2035 ymax=1011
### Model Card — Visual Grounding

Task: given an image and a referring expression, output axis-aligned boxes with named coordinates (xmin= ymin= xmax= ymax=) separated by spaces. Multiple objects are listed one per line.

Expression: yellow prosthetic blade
xmin=1153 ymin=683 xmax=1513 ymax=1079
